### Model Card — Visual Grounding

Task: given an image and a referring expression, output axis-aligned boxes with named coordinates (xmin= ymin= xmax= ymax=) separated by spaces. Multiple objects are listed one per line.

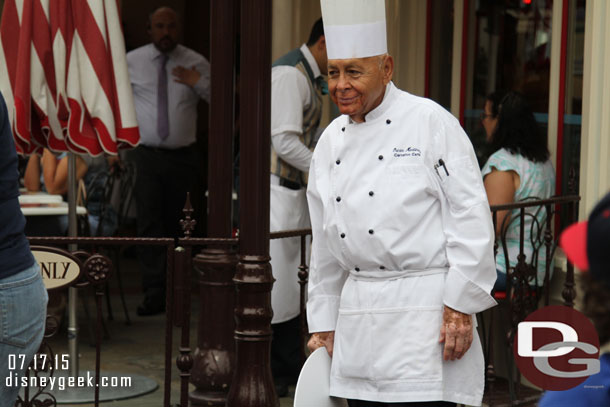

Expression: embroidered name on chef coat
xmin=393 ymin=147 xmax=421 ymax=158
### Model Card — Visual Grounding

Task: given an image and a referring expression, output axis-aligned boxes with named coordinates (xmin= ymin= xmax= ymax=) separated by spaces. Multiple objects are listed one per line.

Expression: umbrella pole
xmin=67 ymin=152 xmax=79 ymax=377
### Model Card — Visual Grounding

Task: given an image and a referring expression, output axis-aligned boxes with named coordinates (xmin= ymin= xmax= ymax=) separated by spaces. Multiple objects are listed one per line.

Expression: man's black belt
xmin=279 ymin=178 xmax=302 ymax=190
xmin=139 ymin=144 xmax=195 ymax=154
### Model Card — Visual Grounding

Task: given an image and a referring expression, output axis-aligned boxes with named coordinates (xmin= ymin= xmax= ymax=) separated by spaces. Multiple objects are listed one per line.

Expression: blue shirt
xmin=0 ymin=92 xmax=35 ymax=279
xmin=539 ymin=353 xmax=610 ymax=407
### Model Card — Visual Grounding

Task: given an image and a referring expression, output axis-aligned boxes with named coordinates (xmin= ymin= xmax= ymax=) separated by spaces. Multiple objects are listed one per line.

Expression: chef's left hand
xmin=439 ymin=306 xmax=473 ymax=361
xmin=172 ymin=65 xmax=201 ymax=87
xmin=307 ymin=331 xmax=335 ymax=357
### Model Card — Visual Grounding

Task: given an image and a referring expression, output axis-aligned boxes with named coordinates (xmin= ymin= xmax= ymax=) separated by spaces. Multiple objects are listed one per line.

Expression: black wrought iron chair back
xmin=78 ymin=162 xmax=135 ymax=329
xmin=79 ymin=163 xmax=125 ymax=238
xmin=111 ymin=161 xmax=136 ymax=236
xmin=498 ymin=196 xmax=556 ymax=316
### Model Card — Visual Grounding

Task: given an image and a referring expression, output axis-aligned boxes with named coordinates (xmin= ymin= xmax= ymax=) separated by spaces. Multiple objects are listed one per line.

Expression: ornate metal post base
xmin=192 ymin=0 xmax=238 ymax=402
xmin=228 ymin=0 xmax=274 ymax=404
xmin=190 ymin=248 xmax=237 ymax=406
xmin=227 ymin=255 xmax=278 ymax=407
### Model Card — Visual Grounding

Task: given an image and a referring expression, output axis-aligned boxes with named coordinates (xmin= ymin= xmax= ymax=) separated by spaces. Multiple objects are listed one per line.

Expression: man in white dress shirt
xmin=269 ymin=18 xmax=328 ymax=396
xmin=306 ymin=1 xmax=497 ymax=406
xmin=126 ymin=6 xmax=210 ymax=316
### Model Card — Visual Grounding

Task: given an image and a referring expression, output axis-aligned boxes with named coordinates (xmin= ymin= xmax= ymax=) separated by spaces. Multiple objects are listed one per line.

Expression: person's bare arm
xmin=24 ymin=154 xmax=42 ymax=192
xmin=42 ymin=150 xmax=88 ymax=195
xmin=307 ymin=331 xmax=335 ymax=357
xmin=439 ymin=306 xmax=473 ymax=361
xmin=483 ymin=168 xmax=518 ymax=235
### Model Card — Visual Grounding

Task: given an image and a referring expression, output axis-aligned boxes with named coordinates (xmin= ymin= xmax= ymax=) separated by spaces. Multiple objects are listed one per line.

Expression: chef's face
xmin=328 ymin=55 xmax=394 ymax=123
xmin=481 ymin=99 xmax=498 ymax=142
xmin=149 ymin=7 xmax=179 ymax=53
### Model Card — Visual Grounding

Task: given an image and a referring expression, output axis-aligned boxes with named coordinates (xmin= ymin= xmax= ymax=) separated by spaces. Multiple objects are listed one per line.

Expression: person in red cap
xmin=538 ymin=191 xmax=610 ymax=406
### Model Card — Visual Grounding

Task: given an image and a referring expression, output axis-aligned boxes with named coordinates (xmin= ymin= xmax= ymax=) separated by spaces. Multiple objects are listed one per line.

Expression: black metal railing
xmin=269 ymin=229 xmax=312 ymax=365
xmin=20 ymin=197 xmax=237 ymax=407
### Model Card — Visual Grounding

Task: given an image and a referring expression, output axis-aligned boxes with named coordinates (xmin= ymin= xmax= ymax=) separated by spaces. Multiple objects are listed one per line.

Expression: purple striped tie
xmin=157 ymin=54 xmax=169 ymax=141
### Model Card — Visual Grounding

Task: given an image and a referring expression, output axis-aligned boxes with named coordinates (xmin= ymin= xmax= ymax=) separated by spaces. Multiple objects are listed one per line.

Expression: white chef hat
xmin=320 ymin=0 xmax=387 ymax=60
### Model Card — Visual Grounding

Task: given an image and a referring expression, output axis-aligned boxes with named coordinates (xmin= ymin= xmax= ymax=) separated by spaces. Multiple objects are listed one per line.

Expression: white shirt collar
xmin=300 ymin=43 xmax=322 ymax=79
xmin=150 ymin=43 xmax=179 ymax=61
xmin=349 ymin=82 xmax=397 ymax=124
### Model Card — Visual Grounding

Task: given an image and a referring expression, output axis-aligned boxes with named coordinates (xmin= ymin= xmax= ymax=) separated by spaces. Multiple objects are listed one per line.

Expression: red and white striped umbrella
xmin=0 ymin=0 xmax=139 ymax=156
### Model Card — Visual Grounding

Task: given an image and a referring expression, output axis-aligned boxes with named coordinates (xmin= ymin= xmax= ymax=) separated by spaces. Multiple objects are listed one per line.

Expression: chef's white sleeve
xmin=432 ymin=117 xmax=497 ymax=315
xmin=306 ymin=155 xmax=349 ymax=332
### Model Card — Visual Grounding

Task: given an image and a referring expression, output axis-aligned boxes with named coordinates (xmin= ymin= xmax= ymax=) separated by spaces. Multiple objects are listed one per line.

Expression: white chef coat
xmin=269 ymin=44 xmax=321 ymax=323
xmin=306 ymin=82 xmax=497 ymax=405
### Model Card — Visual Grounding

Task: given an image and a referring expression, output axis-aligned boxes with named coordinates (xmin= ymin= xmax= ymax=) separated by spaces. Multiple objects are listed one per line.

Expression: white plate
xmin=293 ymin=348 xmax=347 ymax=407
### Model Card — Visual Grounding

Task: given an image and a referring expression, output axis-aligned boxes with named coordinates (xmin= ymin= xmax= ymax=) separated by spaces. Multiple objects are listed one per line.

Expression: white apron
xmin=270 ymin=183 xmax=310 ymax=324
xmin=306 ymin=83 xmax=497 ymax=405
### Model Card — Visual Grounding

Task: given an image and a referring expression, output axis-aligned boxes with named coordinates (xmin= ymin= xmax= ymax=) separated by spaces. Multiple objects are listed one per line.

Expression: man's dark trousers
xmin=129 ymin=144 xmax=198 ymax=310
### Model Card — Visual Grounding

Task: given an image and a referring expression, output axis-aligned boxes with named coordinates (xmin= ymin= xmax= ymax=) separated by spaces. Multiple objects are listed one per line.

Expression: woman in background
xmin=24 ymin=149 xmax=117 ymax=237
xmin=480 ymin=91 xmax=555 ymax=290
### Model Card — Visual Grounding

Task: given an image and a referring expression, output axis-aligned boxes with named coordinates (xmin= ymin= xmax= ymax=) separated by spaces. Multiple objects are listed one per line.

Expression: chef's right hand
xmin=307 ymin=331 xmax=335 ymax=357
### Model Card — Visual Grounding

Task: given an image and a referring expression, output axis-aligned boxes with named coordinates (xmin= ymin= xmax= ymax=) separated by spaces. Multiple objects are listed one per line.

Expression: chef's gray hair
xmin=377 ymin=54 xmax=389 ymax=70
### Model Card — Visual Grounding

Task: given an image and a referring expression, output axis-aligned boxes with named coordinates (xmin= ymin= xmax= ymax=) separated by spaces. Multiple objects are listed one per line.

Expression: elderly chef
xmin=305 ymin=0 xmax=497 ymax=406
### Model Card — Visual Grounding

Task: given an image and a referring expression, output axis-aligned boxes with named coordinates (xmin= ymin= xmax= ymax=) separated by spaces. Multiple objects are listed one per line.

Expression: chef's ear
xmin=381 ymin=54 xmax=394 ymax=85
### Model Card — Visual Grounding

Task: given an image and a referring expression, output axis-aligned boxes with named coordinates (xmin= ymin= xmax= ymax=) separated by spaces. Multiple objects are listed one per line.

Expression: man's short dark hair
xmin=306 ymin=18 xmax=324 ymax=46
xmin=147 ymin=6 xmax=179 ymax=30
